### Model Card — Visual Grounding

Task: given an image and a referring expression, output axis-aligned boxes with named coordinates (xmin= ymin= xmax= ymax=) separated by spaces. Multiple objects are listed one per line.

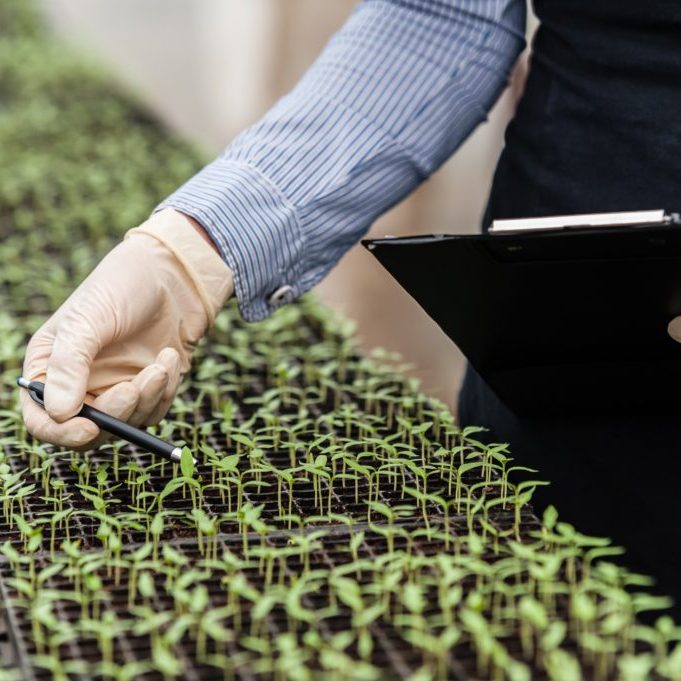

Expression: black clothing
xmin=458 ymin=1 xmax=681 ymax=611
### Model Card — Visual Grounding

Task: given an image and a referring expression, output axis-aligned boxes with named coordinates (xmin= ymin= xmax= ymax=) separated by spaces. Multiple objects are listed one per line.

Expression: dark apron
xmin=458 ymin=1 xmax=681 ymax=609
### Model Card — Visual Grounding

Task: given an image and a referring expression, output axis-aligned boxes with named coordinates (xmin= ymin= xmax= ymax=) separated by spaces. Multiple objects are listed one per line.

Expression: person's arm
xmin=160 ymin=0 xmax=527 ymax=321
xmin=22 ymin=0 xmax=526 ymax=448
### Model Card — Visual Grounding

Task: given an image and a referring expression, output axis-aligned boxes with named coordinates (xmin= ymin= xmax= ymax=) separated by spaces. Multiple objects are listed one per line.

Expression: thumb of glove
xmin=44 ymin=316 xmax=101 ymax=422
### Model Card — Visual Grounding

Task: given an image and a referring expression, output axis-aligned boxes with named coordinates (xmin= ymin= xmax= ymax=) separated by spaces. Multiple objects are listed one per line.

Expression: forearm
xmin=158 ymin=0 xmax=526 ymax=321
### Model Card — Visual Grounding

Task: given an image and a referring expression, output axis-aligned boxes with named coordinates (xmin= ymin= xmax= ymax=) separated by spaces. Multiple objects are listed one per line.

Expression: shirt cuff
xmin=155 ymin=158 xmax=304 ymax=322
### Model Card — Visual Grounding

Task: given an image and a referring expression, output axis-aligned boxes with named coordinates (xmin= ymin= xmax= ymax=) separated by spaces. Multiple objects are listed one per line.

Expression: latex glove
xmin=22 ymin=208 xmax=233 ymax=449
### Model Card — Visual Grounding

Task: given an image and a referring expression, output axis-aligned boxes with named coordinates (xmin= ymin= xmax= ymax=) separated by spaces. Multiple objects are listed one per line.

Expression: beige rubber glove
xmin=21 ymin=208 xmax=233 ymax=449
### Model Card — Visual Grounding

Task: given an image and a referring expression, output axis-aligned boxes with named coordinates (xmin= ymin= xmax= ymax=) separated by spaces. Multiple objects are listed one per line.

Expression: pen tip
xmin=170 ymin=447 xmax=197 ymax=466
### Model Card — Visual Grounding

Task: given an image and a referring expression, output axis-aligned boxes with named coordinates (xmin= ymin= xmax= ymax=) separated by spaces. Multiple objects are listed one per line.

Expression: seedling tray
xmin=3 ymin=524 xmax=592 ymax=681
xmin=0 ymin=388 xmax=535 ymax=552
xmin=2 ymin=312 xmax=678 ymax=681
xmin=0 ymin=532 xmax=487 ymax=681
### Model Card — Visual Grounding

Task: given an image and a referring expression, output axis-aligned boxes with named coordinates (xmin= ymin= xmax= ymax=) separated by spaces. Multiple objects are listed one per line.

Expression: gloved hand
xmin=21 ymin=208 xmax=233 ymax=449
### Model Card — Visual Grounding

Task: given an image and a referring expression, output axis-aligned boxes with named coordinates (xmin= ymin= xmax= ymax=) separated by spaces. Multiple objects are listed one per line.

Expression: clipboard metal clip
xmin=490 ymin=209 xmax=680 ymax=234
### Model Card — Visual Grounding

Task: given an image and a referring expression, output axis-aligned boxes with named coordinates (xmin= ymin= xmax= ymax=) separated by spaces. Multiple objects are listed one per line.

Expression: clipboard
xmin=362 ymin=211 xmax=681 ymax=416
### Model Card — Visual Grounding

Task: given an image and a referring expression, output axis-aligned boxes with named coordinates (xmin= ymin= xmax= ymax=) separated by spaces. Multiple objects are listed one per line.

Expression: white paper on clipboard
xmin=489 ymin=208 xmax=675 ymax=234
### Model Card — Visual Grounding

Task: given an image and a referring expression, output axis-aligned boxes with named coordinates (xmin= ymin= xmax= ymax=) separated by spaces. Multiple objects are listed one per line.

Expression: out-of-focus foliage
xmin=0 ymin=0 xmax=43 ymax=40
xmin=0 ymin=1 xmax=203 ymax=323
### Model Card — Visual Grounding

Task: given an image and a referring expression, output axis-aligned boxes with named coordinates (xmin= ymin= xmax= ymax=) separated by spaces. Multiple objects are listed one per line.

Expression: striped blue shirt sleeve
xmin=157 ymin=0 xmax=526 ymax=321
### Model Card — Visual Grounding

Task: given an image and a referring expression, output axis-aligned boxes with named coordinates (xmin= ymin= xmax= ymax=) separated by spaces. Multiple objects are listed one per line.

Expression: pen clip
xmin=28 ymin=388 xmax=45 ymax=408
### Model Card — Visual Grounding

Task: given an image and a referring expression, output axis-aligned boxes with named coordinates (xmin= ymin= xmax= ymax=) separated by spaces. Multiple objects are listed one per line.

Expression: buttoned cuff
xmin=155 ymin=158 xmax=303 ymax=322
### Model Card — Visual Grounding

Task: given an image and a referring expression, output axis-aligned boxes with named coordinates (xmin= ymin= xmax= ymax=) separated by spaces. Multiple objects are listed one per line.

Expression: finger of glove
xmin=23 ymin=323 xmax=56 ymax=385
xmin=128 ymin=362 xmax=170 ymax=428
xmin=156 ymin=347 xmax=182 ymax=401
xmin=79 ymin=381 xmax=141 ymax=450
xmin=668 ymin=317 xmax=681 ymax=343
xmin=44 ymin=312 xmax=102 ymax=423
xmin=21 ymin=390 xmax=100 ymax=449
xmin=145 ymin=392 xmax=176 ymax=429
xmin=140 ymin=349 xmax=182 ymax=426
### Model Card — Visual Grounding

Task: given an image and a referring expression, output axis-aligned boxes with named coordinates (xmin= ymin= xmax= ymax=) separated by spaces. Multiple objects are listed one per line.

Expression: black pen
xmin=17 ymin=377 xmax=192 ymax=464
